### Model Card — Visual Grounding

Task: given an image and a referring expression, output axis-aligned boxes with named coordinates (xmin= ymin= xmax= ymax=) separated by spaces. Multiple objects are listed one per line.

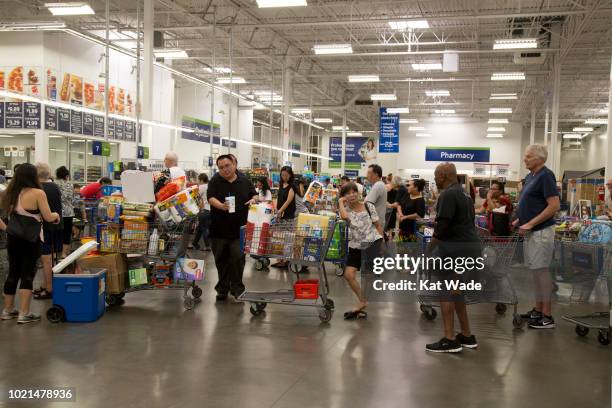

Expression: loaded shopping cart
xmin=416 ymin=227 xmax=521 ymax=325
xmin=558 ymin=241 xmax=611 ymax=345
xmin=96 ymin=215 xmax=204 ymax=310
xmin=239 ymin=217 xmax=336 ymax=322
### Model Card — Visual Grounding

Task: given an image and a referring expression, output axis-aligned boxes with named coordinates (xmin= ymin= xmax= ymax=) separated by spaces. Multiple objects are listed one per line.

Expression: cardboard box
xmin=77 ymin=253 xmax=128 ymax=294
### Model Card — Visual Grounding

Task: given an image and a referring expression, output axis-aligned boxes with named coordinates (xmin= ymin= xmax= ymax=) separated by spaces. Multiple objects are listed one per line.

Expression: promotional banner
xmin=425 ymin=146 xmax=491 ymax=162
xmin=329 ymin=136 xmax=376 ymax=169
xmin=379 ymin=107 xmax=399 ymax=153
xmin=181 ymin=115 xmax=236 ymax=148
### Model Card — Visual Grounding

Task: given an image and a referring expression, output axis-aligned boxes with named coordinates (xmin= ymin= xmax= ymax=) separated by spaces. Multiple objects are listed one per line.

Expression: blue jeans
xmin=193 ymin=210 xmax=211 ymax=247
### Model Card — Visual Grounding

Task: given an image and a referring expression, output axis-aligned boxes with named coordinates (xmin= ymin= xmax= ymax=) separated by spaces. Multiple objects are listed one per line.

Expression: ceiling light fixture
xmin=313 ymin=118 xmax=333 ymax=123
xmin=216 ymin=77 xmax=246 ymax=84
xmin=256 ymin=0 xmax=307 ymax=7
xmin=0 ymin=22 xmax=67 ymax=31
xmin=204 ymin=67 xmax=233 ymax=74
xmin=291 ymin=108 xmax=311 ymax=114
xmin=488 ymin=118 xmax=509 ymax=124
xmin=563 ymin=134 xmax=583 ymax=139
xmin=572 ymin=127 xmax=593 ymax=132
xmin=313 ymin=43 xmax=353 ymax=55
xmin=386 ymin=107 xmax=409 ymax=114
xmin=489 ymin=108 xmax=512 ymax=114
xmin=347 ymin=132 xmax=363 ymax=136
xmin=425 ymin=90 xmax=450 ymax=97
xmin=415 ymin=133 xmax=431 ymax=137
xmin=348 ymin=75 xmax=380 ymax=82
xmin=486 ymin=134 xmax=504 ymax=138
xmin=154 ymin=49 xmax=189 ymax=59
xmin=490 ymin=93 xmax=518 ymax=100
xmin=493 ymin=38 xmax=538 ymax=50
xmin=434 ymin=109 xmax=455 ymax=114
xmin=399 ymin=118 xmax=419 ymax=124
xmin=487 ymin=127 xmax=506 ymax=132
xmin=408 ymin=126 xmax=425 ymax=131
xmin=370 ymin=94 xmax=397 ymax=101
xmin=491 ymin=72 xmax=525 ymax=81
xmin=332 ymin=126 xmax=349 ymax=131
xmin=585 ymin=118 xmax=608 ymax=125
xmin=412 ymin=63 xmax=442 ymax=71
xmin=45 ymin=2 xmax=94 ymax=15
xmin=388 ymin=20 xmax=429 ymax=30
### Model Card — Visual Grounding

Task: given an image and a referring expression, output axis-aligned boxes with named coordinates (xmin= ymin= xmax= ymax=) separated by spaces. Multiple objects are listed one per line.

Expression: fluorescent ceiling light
xmin=486 ymin=134 xmax=504 ymax=138
xmin=487 ymin=127 xmax=505 ymax=132
xmin=256 ymin=0 xmax=307 ymax=7
xmin=45 ymin=2 xmax=94 ymax=15
xmin=572 ymin=127 xmax=593 ymax=132
xmin=216 ymin=77 xmax=246 ymax=84
xmin=291 ymin=108 xmax=311 ymax=114
xmin=314 ymin=118 xmax=333 ymax=123
xmin=347 ymin=132 xmax=363 ymax=136
xmin=313 ymin=43 xmax=353 ymax=55
xmin=253 ymin=90 xmax=280 ymax=96
xmin=563 ymin=134 xmax=583 ymax=139
xmin=204 ymin=67 xmax=232 ymax=74
xmin=585 ymin=118 xmax=608 ymax=125
xmin=434 ymin=109 xmax=455 ymax=114
xmin=154 ymin=49 xmax=189 ymax=59
xmin=412 ymin=63 xmax=442 ymax=71
xmin=490 ymin=93 xmax=517 ymax=100
xmin=408 ymin=126 xmax=425 ymax=131
xmin=489 ymin=108 xmax=512 ymax=114
xmin=493 ymin=38 xmax=538 ymax=50
xmin=400 ymin=118 xmax=419 ymax=124
xmin=0 ymin=135 xmax=14 ymax=138
xmin=0 ymin=22 xmax=67 ymax=31
xmin=491 ymin=72 xmax=525 ymax=81
xmin=371 ymin=94 xmax=397 ymax=101
xmin=388 ymin=20 xmax=429 ymax=30
xmin=425 ymin=90 xmax=450 ymax=97
xmin=415 ymin=133 xmax=431 ymax=137
xmin=348 ymin=75 xmax=380 ymax=83
xmin=386 ymin=107 xmax=409 ymax=114
xmin=488 ymin=118 xmax=509 ymax=124
xmin=70 ymin=139 xmax=85 ymax=143
xmin=332 ymin=126 xmax=349 ymax=131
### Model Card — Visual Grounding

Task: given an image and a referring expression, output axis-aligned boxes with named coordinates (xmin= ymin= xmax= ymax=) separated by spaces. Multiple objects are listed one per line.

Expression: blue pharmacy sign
xmin=378 ymin=107 xmax=399 ymax=153
xmin=425 ymin=146 xmax=490 ymax=162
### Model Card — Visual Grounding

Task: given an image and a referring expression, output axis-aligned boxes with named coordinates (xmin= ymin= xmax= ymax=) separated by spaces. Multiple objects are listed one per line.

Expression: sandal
xmin=34 ymin=289 xmax=52 ymax=300
xmin=343 ymin=310 xmax=367 ymax=320
xmin=32 ymin=287 xmax=45 ymax=295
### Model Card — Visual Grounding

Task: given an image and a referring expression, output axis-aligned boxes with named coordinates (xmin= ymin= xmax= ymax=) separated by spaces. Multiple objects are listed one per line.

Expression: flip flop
xmin=32 ymin=287 xmax=45 ymax=295
xmin=34 ymin=289 xmax=52 ymax=300
xmin=343 ymin=310 xmax=367 ymax=320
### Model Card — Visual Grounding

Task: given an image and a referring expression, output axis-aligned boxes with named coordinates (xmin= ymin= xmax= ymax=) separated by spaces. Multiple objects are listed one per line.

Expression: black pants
xmin=193 ymin=210 xmax=211 ymax=247
xmin=62 ymin=216 xmax=73 ymax=245
xmin=211 ymin=237 xmax=245 ymax=296
xmin=4 ymin=235 xmax=41 ymax=295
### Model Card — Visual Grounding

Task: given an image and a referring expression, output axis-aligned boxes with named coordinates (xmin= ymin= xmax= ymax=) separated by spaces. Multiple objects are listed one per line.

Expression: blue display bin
xmin=47 ymin=269 xmax=106 ymax=323
xmin=101 ymin=185 xmax=122 ymax=196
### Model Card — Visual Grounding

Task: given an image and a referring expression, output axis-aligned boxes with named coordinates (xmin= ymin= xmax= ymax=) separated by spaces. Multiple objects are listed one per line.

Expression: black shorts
xmin=42 ymin=229 xmax=63 ymax=255
xmin=346 ymin=247 xmax=362 ymax=269
xmin=62 ymin=217 xmax=73 ymax=245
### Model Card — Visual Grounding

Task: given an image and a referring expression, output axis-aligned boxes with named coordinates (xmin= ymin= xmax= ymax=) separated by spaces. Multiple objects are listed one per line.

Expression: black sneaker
xmin=456 ymin=333 xmax=478 ymax=349
xmin=425 ymin=337 xmax=462 ymax=353
xmin=520 ymin=308 xmax=542 ymax=321
xmin=528 ymin=315 xmax=555 ymax=329
xmin=215 ymin=294 xmax=228 ymax=302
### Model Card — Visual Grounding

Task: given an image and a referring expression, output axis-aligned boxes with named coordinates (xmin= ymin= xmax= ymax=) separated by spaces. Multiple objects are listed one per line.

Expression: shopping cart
xmin=239 ymin=219 xmax=336 ymax=322
xmin=559 ymin=241 xmax=611 ymax=345
xmin=416 ymin=227 xmax=521 ymax=325
xmin=97 ymin=215 xmax=203 ymax=310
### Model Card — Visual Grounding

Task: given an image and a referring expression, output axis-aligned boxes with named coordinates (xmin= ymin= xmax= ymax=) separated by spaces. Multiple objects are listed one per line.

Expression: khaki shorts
xmin=523 ymin=225 xmax=556 ymax=270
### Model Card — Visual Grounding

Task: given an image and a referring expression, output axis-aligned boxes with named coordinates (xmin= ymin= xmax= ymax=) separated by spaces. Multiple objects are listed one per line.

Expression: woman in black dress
xmin=397 ymin=179 xmax=426 ymax=242
xmin=272 ymin=166 xmax=296 ymax=267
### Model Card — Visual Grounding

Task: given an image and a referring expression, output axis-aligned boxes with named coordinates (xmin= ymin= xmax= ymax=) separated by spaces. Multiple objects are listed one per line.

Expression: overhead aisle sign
xmin=425 ymin=146 xmax=490 ymax=162
xmin=378 ymin=107 xmax=399 ymax=153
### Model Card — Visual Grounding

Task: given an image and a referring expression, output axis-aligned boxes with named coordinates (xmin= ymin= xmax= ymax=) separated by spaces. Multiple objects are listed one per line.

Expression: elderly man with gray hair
xmin=155 ymin=151 xmax=186 ymax=194
xmin=514 ymin=144 xmax=560 ymax=329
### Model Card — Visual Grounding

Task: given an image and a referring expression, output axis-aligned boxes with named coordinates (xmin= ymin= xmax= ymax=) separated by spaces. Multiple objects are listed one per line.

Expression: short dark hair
xmin=198 ymin=173 xmax=209 ymax=183
xmin=216 ymin=154 xmax=233 ymax=166
xmin=491 ymin=181 xmax=505 ymax=194
xmin=340 ymin=176 xmax=350 ymax=182
xmin=410 ymin=178 xmax=426 ymax=192
xmin=56 ymin=165 xmax=70 ymax=180
xmin=0 ymin=169 xmax=4 ymax=176
xmin=369 ymin=164 xmax=383 ymax=179
xmin=99 ymin=177 xmax=112 ymax=185
xmin=257 ymin=176 xmax=270 ymax=192
xmin=340 ymin=182 xmax=359 ymax=197
xmin=324 ymin=178 xmax=330 ymax=183
xmin=228 ymin=154 xmax=238 ymax=165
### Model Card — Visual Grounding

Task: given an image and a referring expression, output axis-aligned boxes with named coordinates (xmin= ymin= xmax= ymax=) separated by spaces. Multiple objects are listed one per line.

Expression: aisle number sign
xmin=92 ymin=141 xmax=111 ymax=157
xmin=137 ymin=146 xmax=150 ymax=159
xmin=425 ymin=146 xmax=490 ymax=162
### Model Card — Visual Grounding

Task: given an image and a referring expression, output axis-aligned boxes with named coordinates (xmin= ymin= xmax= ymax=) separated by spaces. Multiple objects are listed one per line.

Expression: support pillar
xmin=142 ymin=0 xmax=154 ymax=148
xmin=543 ymin=103 xmax=550 ymax=146
xmin=530 ymin=99 xmax=536 ymax=145
xmin=282 ymin=64 xmax=292 ymax=164
xmin=550 ymin=56 xmax=561 ymax=177
xmin=341 ymin=110 xmax=347 ymax=175
xmin=606 ymin=55 xmax=612 ymax=181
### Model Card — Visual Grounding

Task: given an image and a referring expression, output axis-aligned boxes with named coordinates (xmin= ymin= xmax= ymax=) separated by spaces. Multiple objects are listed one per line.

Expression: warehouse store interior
xmin=0 ymin=0 xmax=611 ymax=407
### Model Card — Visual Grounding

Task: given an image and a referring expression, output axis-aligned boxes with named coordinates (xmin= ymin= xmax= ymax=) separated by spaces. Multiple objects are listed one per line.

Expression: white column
xmin=341 ymin=110 xmax=347 ymax=175
xmin=282 ymin=65 xmax=292 ymax=164
xmin=530 ymin=99 xmax=536 ymax=145
xmin=142 ymin=0 xmax=154 ymax=147
xmin=34 ymin=130 xmax=48 ymax=163
xmin=550 ymin=57 xmax=561 ymax=177
xmin=543 ymin=103 xmax=550 ymax=146
xmin=606 ymin=55 xmax=612 ymax=180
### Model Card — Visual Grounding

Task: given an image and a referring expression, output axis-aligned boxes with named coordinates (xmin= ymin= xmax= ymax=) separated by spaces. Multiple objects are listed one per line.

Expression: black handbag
xmin=7 ymin=213 xmax=42 ymax=243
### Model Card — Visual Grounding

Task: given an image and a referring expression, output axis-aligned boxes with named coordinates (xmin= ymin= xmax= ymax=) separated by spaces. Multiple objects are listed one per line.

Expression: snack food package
xmin=174 ymin=258 xmax=205 ymax=281
xmin=244 ymin=203 xmax=273 ymax=255
xmin=304 ymin=180 xmax=324 ymax=204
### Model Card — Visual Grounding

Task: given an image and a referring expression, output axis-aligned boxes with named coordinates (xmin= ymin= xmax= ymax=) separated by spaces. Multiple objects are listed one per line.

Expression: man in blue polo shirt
xmin=514 ymin=144 xmax=560 ymax=329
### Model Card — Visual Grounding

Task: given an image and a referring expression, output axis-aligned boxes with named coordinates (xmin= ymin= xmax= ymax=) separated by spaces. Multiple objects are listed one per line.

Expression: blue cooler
xmin=47 ymin=269 xmax=106 ymax=323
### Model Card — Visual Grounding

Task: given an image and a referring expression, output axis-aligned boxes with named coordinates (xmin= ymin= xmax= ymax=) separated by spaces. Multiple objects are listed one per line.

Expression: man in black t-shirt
xmin=425 ymin=163 xmax=480 ymax=353
xmin=207 ymin=155 xmax=257 ymax=301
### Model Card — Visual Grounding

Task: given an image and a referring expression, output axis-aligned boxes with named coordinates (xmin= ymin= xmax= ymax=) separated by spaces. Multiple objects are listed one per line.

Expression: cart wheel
xmin=290 ymin=263 xmax=300 ymax=274
xmin=575 ymin=325 xmax=589 ymax=337
xmin=117 ymin=292 xmax=125 ymax=299
xmin=106 ymin=294 xmax=120 ymax=306
xmin=46 ymin=306 xmax=64 ymax=323
xmin=319 ymin=308 xmax=333 ymax=323
xmin=263 ymin=258 xmax=271 ymax=267
xmin=495 ymin=303 xmax=507 ymax=315
xmin=184 ymin=297 xmax=195 ymax=310
xmin=254 ymin=260 xmax=265 ymax=271
xmin=598 ymin=331 xmax=610 ymax=345
xmin=192 ymin=286 xmax=203 ymax=299
xmin=324 ymin=298 xmax=335 ymax=310
xmin=422 ymin=307 xmax=437 ymax=321
xmin=335 ymin=265 xmax=344 ymax=277
xmin=512 ymin=314 xmax=525 ymax=329
xmin=250 ymin=304 xmax=265 ymax=316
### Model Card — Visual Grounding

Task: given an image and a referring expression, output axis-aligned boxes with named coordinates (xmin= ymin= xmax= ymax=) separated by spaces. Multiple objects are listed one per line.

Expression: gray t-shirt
xmin=365 ymin=180 xmax=387 ymax=223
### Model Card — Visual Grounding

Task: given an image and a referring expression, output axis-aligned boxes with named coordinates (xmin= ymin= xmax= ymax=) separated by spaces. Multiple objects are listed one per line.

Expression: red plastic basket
xmin=294 ymin=279 xmax=319 ymax=299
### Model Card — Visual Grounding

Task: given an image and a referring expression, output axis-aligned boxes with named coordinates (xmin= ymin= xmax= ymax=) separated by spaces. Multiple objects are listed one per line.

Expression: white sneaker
xmin=1 ymin=309 xmax=19 ymax=320
xmin=17 ymin=313 xmax=41 ymax=324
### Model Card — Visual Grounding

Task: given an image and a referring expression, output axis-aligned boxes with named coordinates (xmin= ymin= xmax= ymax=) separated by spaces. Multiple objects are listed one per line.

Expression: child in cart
xmin=338 ymin=182 xmax=384 ymax=320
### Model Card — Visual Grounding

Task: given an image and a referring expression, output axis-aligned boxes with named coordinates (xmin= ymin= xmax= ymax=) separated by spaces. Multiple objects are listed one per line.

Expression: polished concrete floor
xmin=0 ymin=251 xmax=610 ymax=408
